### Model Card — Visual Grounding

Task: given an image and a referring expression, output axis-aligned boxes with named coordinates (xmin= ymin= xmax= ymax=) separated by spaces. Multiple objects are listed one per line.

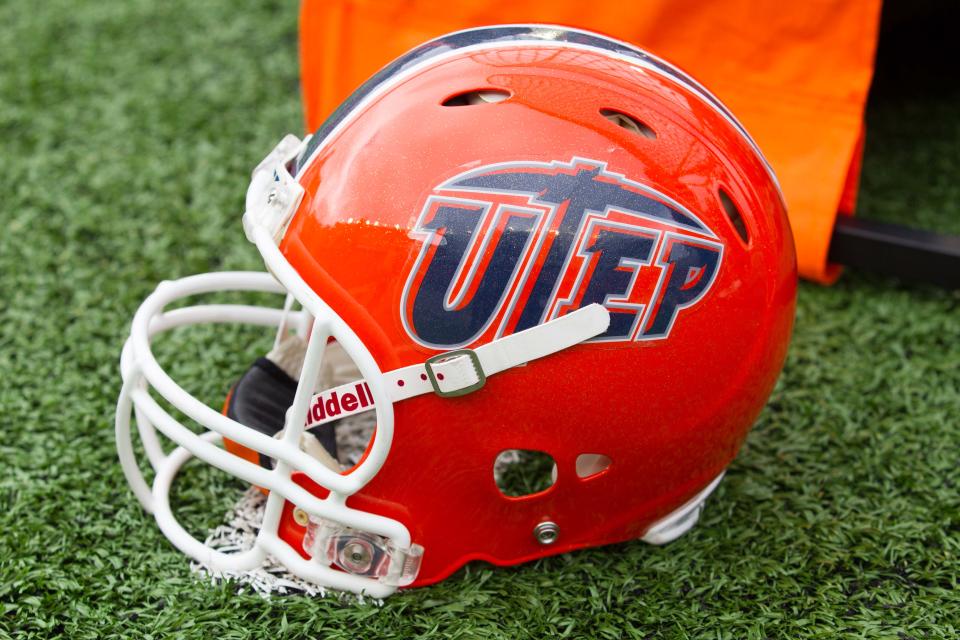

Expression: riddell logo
xmin=400 ymin=158 xmax=725 ymax=349
xmin=305 ymin=382 xmax=374 ymax=429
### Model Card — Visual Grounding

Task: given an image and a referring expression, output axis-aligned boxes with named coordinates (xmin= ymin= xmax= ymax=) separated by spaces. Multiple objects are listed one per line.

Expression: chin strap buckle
xmin=424 ymin=349 xmax=486 ymax=398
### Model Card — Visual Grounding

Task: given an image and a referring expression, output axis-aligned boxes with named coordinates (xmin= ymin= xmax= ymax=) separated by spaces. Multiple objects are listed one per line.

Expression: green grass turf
xmin=1 ymin=1 xmax=958 ymax=638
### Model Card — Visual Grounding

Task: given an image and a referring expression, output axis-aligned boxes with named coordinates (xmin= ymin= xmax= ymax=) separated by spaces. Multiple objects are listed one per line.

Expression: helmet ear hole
xmin=442 ymin=89 xmax=510 ymax=106
xmin=494 ymin=450 xmax=557 ymax=498
xmin=600 ymin=108 xmax=656 ymax=139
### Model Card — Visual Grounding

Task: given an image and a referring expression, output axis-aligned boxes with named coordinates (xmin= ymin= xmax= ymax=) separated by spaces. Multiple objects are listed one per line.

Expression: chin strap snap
xmin=302 ymin=304 xmax=610 ymax=430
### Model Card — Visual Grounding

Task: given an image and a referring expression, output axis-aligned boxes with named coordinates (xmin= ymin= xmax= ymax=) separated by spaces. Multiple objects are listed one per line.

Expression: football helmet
xmin=116 ymin=25 xmax=796 ymax=597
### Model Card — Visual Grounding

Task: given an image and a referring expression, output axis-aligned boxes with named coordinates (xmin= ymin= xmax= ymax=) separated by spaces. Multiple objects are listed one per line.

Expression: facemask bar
xmin=117 ymin=134 xmax=611 ymax=596
xmin=116 ymin=270 xmax=412 ymax=597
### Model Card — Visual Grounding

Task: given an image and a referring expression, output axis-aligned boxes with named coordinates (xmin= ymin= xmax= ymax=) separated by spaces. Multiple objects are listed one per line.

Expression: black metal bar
xmin=827 ymin=216 xmax=960 ymax=288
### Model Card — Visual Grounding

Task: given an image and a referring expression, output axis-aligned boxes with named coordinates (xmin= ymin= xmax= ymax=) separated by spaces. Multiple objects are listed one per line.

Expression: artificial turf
xmin=1 ymin=1 xmax=957 ymax=638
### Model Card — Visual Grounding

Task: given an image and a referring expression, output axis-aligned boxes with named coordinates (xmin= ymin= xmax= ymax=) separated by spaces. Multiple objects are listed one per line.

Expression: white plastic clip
xmin=242 ymin=134 xmax=312 ymax=245
xmin=303 ymin=516 xmax=424 ymax=587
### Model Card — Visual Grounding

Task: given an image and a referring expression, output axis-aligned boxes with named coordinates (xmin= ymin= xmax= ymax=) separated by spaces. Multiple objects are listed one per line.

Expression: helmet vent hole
xmin=575 ymin=453 xmax=612 ymax=479
xmin=600 ymin=108 xmax=656 ymax=139
xmin=718 ymin=188 xmax=749 ymax=243
xmin=442 ymin=89 xmax=510 ymax=106
xmin=494 ymin=450 xmax=557 ymax=498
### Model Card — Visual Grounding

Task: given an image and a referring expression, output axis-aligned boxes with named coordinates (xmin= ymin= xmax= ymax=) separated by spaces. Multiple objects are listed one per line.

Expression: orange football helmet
xmin=117 ymin=25 xmax=796 ymax=597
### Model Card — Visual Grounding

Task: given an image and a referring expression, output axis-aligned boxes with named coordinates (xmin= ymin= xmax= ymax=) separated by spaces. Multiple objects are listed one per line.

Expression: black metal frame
xmin=828 ymin=217 xmax=960 ymax=288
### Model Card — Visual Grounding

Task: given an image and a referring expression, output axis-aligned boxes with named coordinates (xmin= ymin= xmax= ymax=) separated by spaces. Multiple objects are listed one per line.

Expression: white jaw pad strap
xmin=304 ymin=304 xmax=610 ymax=429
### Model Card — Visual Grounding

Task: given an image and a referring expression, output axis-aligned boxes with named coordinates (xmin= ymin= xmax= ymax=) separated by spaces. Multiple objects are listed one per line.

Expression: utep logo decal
xmin=401 ymin=158 xmax=724 ymax=348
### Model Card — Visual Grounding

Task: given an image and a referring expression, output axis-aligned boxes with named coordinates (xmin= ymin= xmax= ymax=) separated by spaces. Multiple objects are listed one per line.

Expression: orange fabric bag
xmin=299 ymin=0 xmax=882 ymax=283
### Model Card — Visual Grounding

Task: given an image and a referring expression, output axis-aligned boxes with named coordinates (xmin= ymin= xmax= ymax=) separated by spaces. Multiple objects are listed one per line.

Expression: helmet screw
xmin=292 ymin=507 xmax=309 ymax=527
xmin=345 ymin=542 xmax=371 ymax=565
xmin=339 ymin=539 xmax=374 ymax=573
xmin=533 ymin=521 xmax=559 ymax=545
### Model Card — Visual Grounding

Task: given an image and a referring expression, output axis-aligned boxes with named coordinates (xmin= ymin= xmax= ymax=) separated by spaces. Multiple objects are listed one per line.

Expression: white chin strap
xmin=301 ymin=304 xmax=609 ymax=431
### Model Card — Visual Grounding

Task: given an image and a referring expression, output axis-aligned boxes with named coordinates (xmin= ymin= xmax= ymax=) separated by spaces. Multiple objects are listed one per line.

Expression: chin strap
xmin=303 ymin=304 xmax=610 ymax=430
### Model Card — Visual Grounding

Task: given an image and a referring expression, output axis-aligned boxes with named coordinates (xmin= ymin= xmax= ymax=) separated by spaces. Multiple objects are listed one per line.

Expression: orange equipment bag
xmin=299 ymin=0 xmax=882 ymax=283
